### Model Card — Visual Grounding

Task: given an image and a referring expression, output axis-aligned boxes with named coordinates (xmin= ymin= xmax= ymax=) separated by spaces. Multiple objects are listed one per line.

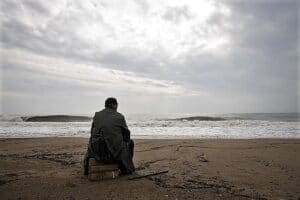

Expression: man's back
xmin=92 ymin=108 xmax=130 ymax=158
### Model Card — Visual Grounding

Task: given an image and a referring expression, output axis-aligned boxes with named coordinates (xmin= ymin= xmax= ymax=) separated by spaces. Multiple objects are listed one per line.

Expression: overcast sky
xmin=0 ymin=0 xmax=299 ymax=115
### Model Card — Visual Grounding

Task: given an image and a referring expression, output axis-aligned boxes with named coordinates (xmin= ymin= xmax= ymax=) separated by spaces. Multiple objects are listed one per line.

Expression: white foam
xmin=0 ymin=118 xmax=299 ymax=139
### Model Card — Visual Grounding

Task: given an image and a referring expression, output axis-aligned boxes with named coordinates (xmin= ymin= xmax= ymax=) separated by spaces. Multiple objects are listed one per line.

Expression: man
xmin=84 ymin=97 xmax=135 ymax=175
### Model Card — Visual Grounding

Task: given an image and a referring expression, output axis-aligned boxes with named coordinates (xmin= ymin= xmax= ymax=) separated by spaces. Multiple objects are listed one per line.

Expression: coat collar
xmin=104 ymin=107 xmax=117 ymax=112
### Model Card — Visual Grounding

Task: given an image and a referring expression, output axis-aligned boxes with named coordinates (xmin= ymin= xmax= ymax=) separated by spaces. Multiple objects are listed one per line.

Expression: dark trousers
xmin=128 ymin=139 xmax=134 ymax=158
xmin=83 ymin=139 xmax=134 ymax=175
xmin=118 ymin=140 xmax=134 ymax=175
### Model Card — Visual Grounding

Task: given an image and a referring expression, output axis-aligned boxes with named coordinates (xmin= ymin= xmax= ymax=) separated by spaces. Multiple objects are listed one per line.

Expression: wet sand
xmin=0 ymin=138 xmax=299 ymax=199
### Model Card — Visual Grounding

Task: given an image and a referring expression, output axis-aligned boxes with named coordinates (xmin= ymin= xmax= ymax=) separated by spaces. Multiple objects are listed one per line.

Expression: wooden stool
xmin=88 ymin=158 xmax=120 ymax=181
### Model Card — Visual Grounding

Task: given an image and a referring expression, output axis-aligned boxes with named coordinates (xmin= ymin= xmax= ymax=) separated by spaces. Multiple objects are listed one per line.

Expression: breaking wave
xmin=0 ymin=115 xmax=92 ymax=122
xmin=22 ymin=115 xmax=92 ymax=122
xmin=171 ymin=116 xmax=226 ymax=121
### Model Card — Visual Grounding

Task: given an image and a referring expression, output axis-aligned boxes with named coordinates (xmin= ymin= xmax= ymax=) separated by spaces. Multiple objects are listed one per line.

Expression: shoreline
xmin=1 ymin=136 xmax=300 ymax=140
xmin=0 ymin=137 xmax=299 ymax=199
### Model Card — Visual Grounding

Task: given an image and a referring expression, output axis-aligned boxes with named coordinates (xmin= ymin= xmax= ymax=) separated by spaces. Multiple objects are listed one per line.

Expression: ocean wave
xmin=171 ymin=116 xmax=226 ymax=121
xmin=22 ymin=115 xmax=92 ymax=122
xmin=0 ymin=115 xmax=24 ymax=122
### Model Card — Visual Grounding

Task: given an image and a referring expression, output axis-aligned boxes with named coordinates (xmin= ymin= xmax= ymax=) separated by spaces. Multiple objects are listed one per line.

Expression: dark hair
xmin=105 ymin=97 xmax=118 ymax=108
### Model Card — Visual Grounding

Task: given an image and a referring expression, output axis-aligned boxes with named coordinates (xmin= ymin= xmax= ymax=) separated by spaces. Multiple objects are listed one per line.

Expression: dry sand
xmin=0 ymin=138 xmax=299 ymax=199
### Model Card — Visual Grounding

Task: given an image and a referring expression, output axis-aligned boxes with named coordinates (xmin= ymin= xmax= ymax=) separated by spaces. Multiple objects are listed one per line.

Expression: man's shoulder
xmin=115 ymin=111 xmax=125 ymax=119
xmin=93 ymin=109 xmax=105 ymax=117
xmin=94 ymin=109 xmax=103 ymax=115
xmin=94 ymin=109 xmax=124 ymax=118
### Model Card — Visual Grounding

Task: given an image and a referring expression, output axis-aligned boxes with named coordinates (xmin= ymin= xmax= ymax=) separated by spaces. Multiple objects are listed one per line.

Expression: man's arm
xmin=90 ymin=122 xmax=94 ymax=134
xmin=90 ymin=112 xmax=103 ymax=136
xmin=120 ymin=115 xmax=130 ymax=142
xmin=90 ymin=112 xmax=97 ymax=135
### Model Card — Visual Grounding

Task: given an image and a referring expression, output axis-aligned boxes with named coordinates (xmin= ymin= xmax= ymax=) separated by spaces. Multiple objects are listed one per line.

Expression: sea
xmin=0 ymin=113 xmax=299 ymax=139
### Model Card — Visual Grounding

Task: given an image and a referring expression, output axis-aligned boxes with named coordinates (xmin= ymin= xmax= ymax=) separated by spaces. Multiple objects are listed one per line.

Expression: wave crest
xmin=172 ymin=116 xmax=226 ymax=121
xmin=22 ymin=115 xmax=92 ymax=122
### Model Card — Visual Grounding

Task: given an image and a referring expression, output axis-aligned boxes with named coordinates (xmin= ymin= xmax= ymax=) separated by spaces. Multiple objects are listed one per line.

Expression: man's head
xmin=105 ymin=97 xmax=118 ymax=110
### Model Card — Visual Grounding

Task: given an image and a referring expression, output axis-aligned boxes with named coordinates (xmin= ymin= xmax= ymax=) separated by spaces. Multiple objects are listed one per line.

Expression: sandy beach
xmin=0 ymin=138 xmax=299 ymax=200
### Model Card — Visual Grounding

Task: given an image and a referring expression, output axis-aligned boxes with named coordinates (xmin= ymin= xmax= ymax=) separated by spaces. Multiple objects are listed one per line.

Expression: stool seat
xmin=87 ymin=158 xmax=119 ymax=181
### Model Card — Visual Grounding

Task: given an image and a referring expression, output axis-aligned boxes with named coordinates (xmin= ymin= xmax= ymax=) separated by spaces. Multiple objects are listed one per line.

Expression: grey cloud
xmin=2 ymin=61 xmax=101 ymax=96
xmin=227 ymin=1 xmax=298 ymax=51
xmin=1 ymin=1 xmax=105 ymax=62
xmin=98 ymin=49 xmax=165 ymax=76
xmin=133 ymin=0 xmax=149 ymax=13
xmin=163 ymin=5 xmax=193 ymax=24
xmin=1 ymin=16 xmax=89 ymax=60
xmin=22 ymin=0 xmax=51 ymax=15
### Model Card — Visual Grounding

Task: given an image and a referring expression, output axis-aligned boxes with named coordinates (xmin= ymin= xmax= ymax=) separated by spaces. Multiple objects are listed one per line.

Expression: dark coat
xmin=88 ymin=108 xmax=135 ymax=173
